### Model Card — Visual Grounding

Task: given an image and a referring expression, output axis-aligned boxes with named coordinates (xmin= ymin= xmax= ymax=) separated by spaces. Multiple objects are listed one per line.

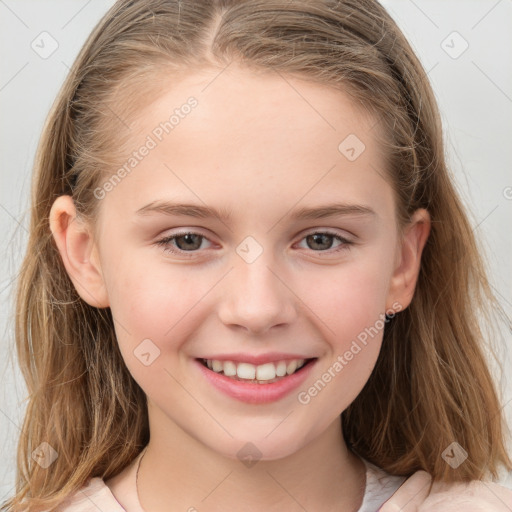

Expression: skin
xmin=380 ymin=471 xmax=512 ymax=511
xmin=50 ymin=65 xmax=431 ymax=512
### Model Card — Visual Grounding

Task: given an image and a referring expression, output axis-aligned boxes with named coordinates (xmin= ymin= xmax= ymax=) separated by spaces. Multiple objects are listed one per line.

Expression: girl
xmin=3 ymin=0 xmax=512 ymax=511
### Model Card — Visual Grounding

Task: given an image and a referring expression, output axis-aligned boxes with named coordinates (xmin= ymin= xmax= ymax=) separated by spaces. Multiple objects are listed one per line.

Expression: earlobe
xmin=386 ymin=208 xmax=431 ymax=312
xmin=49 ymin=195 xmax=109 ymax=308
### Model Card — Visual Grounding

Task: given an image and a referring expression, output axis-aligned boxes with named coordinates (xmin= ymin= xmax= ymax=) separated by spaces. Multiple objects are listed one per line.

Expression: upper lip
xmin=197 ymin=353 xmax=317 ymax=365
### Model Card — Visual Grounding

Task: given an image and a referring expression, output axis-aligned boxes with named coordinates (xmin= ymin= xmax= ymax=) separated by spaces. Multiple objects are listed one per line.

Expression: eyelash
xmin=154 ymin=229 xmax=353 ymax=258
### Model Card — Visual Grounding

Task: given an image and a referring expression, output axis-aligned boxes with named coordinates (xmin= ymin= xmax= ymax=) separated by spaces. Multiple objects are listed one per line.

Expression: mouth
xmin=197 ymin=357 xmax=317 ymax=384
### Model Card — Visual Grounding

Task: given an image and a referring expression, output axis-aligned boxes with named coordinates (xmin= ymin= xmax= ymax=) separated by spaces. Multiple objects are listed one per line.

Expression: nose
xmin=217 ymin=253 xmax=297 ymax=335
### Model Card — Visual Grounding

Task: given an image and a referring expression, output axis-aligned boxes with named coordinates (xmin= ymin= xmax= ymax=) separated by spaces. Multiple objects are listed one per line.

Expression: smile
xmin=194 ymin=357 xmax=318 ymax=404
xmin=200 ymin=358 xmax=313 ymax=383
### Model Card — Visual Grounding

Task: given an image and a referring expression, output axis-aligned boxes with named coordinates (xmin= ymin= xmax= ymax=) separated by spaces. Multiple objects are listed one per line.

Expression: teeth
xmin=202 ymin=358 xmax=308 ymax=382
xmin=276 ymin=361 xmax=287 ymax=377
xmin=256 ymin=362 xmax=276 ymax=381
xmin=237 ymin=362 xmax=256 ymax=380
xmin=223 ymin=360 xmax=237 ymax=377
xmin=286 ymin=360 xmax=297 ymax=374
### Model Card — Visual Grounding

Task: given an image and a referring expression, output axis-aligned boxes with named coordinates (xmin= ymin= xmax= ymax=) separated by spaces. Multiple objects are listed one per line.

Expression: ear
xmin=49 ymin=195 xmax=109 ymax=308
xmin=385 ymin=208 xmax=431 ymax=313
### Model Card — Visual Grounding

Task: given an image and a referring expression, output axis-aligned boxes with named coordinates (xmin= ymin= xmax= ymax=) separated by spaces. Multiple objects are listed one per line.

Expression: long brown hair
xmin=4 ymin=1 xmax=511 ymax=510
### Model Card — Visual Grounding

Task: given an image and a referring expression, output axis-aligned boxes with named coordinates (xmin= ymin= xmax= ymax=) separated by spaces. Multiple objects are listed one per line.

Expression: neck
xmin=137 ymin=406 xmax=366 ymax=512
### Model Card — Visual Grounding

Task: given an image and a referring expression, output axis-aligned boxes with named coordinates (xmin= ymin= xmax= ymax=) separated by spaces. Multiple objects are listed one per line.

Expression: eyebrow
xmin=135 ymin=200 xmax=376 ymax=222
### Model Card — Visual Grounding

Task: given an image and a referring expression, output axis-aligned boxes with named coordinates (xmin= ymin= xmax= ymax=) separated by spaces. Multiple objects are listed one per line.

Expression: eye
xmin=154 ymin=229 xmax=353 ymax=258
xmin=155 ymin=231 xmax=213 ymax=257
xmin=296 ymin=230 xmax=353 ymax=254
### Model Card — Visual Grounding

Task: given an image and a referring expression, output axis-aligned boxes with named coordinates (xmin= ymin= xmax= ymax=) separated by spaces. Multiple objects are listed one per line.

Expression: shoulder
xmin=378 ymin=468 xmax=512 ymax=512
xmin=54 ymin=477 xmax=125 ymax=512
xmin=419 ymin=477 xmax=512 ymax=511
xmin=357 ymin=457 xmax=407 ymax=512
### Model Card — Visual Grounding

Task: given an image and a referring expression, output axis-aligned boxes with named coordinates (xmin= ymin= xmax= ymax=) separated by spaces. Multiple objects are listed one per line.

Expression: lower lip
xmin=194 ymin=358 xmax=317 ymax=404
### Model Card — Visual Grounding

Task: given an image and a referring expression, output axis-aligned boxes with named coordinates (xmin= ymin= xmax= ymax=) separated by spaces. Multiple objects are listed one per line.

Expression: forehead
xmin=100 ymin=65 xmax=394 ymax=226
xmin=133 ymin=64 xmax=379 ymax=151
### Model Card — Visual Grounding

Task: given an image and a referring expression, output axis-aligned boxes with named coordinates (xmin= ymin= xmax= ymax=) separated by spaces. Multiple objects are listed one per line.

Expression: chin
xmin=207 ymin=430 xmax=308 ymax=464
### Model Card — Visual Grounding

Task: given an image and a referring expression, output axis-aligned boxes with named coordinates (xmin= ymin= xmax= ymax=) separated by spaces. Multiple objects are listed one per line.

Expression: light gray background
xmin=1 ymin=0 xmax=511 ymax=501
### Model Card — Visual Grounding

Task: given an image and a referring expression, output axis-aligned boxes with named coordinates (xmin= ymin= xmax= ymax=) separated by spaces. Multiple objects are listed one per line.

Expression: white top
xmin=55 ymin=449 xmax=406 ymax=511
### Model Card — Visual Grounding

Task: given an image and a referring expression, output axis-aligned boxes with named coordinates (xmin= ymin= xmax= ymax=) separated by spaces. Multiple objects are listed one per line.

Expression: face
xmin=55 ymin=65 xmax=428 ymax=462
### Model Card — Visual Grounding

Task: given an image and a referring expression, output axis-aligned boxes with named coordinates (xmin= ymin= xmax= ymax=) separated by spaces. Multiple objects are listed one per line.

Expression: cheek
xmin=103 ymin=256 xmax=218 ymax=377
xmin=102 ymin=256 xmax=185 ymax=350
xmin=302 ymin=254 xmax=392 ymax=346
xmin=295 ymin=256 xmax=390 ymax=406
